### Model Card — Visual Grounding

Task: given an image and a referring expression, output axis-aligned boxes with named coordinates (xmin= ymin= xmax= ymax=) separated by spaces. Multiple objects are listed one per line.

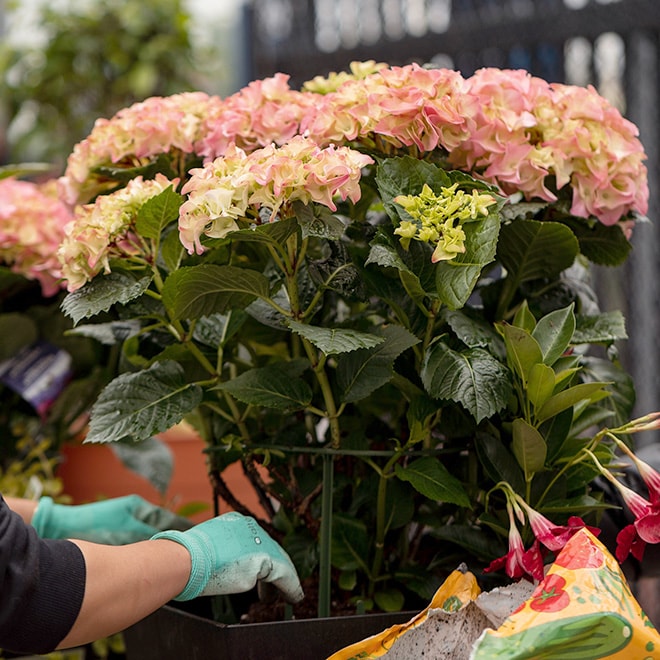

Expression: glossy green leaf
xmin=289 ymin=320 xmax=384 ymax=355
xmin=421 ymin=343 xmax=511 ymax=423
xmin=162 ymin=265 xmax=270 ymax=321
xmin=111 ymin=436 xmax=173 ymax=495
xmin=294 ymin=202 xmax=346 ymax=240
xmin=560 ymin=216 xmax=632 ymax=267
xmin=527 ymin=363 xmax=556 ymax=409
xmin=499 ymin=323 xmax=543 ymax=385
xmin=536 ymin=382 xmax=610 ymax=423
xmin=511 ymin=418 xmax=547 ymax=478
xmin=86 ymin=360 xmax=203 ymax=443
xmin=395 ymin=457 xmax=470 ymax=507
xmin=512 ymin=300 xmax=537 ymax=334
xmin=532 ymin=304 xmax=575 ymax=366
xmin=229 ymin=216 xmax=299 ymax=247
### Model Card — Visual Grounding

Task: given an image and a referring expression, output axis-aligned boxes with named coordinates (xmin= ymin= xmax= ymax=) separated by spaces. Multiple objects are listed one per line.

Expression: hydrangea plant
xmin=53 ymin=62 xmax=658 ymax=617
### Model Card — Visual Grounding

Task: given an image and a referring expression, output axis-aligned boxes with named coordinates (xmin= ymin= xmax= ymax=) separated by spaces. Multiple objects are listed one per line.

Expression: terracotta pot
xmin=57 ymin=423 xmax=266 ymax=524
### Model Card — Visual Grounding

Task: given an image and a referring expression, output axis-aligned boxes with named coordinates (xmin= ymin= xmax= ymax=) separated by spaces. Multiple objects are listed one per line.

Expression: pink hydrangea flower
xmin=58 ymin=174 xmax=177 ymax=291
xmin=179 ymin=136 xmax=373 ymax=255
xmin=0 ymin=178 xmax=73 ymax=296
xmin=196 ymin=74 xmax=316 ymax=159
xmin=59 ymin=92 xmax=222 ymax=205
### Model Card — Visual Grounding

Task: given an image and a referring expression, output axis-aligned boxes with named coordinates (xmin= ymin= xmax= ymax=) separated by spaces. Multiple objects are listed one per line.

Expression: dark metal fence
xmin=246 ymin=0 xmax=660 ymax=444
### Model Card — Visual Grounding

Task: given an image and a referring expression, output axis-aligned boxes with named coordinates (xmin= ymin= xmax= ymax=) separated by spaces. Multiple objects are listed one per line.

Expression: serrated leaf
xmin=214 ymin=363 xmax=312 ymax=411
xmin=421 ymin=343 xmax=511 ymax=423
xmin=573 ymin=311 xmax=627 ymax=345
xmin=441 ymin=308 xmax=505 ymax=355
xmin=162 ymin=264 xmax=270 ymax=321
xmin=288 ymin=320 xmax=384 ymax=355
xmin=435 ymin=211 xmax=501 ymax=309
xmin=135 ymin=186 xmax=183 ymax=239
xmin=532 ymin=304 xmax=575 ymax=366
xmin=511 ymin=418 xmax=547 ymax=479
xmin=160 ymin=224 xmax=187 ymax=272
xmin=61 ymin=272 xmax=153 ymax=325
xmin=395 ymin=457 xmax=470 ymax=506
xmin=85 ymin=360 xmax=203 ymax=443
xmin=193 ymin=310 xmax=248 ymax=348
xmin=336 ymin=325 xmax=420 ymax=403
xmin=498 ymin=219 xmax=579 ymax=285
xmin=536 ymin=381 xmax=610 ymax=423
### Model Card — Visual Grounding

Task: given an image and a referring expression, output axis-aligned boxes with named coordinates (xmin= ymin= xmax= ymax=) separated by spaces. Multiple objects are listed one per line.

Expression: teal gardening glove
xmin=152 ymin=511 xmax=304 ymax=603
xmin=32 ymin=494 xmax=192 ymax=544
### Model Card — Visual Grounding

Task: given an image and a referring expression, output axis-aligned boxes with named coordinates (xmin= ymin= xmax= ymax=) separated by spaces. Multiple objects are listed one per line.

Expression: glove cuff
xmin=31 ymin=496 xmax=56 ymax=538
xmin=151 ymin=530 xmax=212 ymax=601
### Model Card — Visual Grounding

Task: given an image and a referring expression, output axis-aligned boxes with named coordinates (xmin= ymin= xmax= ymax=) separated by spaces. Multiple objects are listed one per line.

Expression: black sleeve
xmin=0 ymin=495 xmax=86 ymax=654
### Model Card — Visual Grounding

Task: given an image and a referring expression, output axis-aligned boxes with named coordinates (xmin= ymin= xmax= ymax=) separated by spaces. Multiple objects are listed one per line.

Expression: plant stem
xmin=318 ymin=453 xmax=334 ymax=618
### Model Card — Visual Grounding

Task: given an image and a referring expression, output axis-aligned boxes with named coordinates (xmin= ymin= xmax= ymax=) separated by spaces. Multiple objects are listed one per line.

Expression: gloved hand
xmin=31 ymin=494 xmax=192 ymax=544
xmin=151 ymin=511 xmax=304 ymax=603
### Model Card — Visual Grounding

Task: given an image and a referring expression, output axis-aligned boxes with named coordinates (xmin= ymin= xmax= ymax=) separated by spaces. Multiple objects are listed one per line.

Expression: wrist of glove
xmin=32 ymin=495 xmax=192 ymax=544
xmin=152 ymin=511 xmax=304 ymax=604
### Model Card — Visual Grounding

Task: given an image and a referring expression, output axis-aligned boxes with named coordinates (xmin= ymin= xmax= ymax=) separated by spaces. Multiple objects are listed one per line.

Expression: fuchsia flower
xmin=525 ymin=508 xmax=601 ymax=553
xmin=484 ymin=503 xmax=545 ymax=581
xmin=0 ymin=177 xmax=73 ymax=296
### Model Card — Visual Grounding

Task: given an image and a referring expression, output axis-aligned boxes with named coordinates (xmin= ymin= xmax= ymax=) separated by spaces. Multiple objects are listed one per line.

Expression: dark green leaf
xmin=294 ymin=202 xmax=346 ymax=240
xmin=474 ymin=432 xmax=526 ymax=494
xmin=288 ymin=320 xmax=384 ymax=355
xmin=228 ymin=216 xmax=299 ymax=247
xmin=62 ymin=272 xmax=152 ymax=325
xmin=193 ymin=310 xmax=248 ymax=349
xmin=162 ymin=265 xmax=270 ymax=321
xmin=86 ymin=360 xmax=203 ymax=443
xmin=560 ymin=216 xmax=632 ymax=266
xmin=498 ymin=219 xmax=579 ymax=285
xmin=421 ymin=343 xmax=511 ymax=423
xmin=214 ymin=363 xmax=312 ymax=411
xmin=374 ymin=588 xmax=405 ymax=612
xmin=331 ymin=514 xmax=370 ymax=571
xmin=67 ymin=320 xmax=141 ymax=346
xmin=336 ymin=325 xmax=420 ymax=403
xmin=441 ymin=309 xmax=505 ymax=355
xmin=395 ymin=457 xmax=470 ymax=506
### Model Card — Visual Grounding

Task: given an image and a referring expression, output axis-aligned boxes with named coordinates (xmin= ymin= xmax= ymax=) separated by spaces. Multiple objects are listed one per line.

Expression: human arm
xmin=56 ymin=537 xmax=191 ymax=649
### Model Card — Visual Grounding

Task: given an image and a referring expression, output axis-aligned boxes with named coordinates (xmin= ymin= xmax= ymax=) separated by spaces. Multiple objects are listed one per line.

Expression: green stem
xmin=318 ymin=453 xmax=334 ymax=618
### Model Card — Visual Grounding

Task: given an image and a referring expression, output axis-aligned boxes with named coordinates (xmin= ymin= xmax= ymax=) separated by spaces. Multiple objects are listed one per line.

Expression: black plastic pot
xmin=124 ymin=603 xmax=415 ymax=660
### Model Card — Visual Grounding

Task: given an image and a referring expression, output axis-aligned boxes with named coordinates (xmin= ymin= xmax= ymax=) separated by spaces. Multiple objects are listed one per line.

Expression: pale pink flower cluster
xmin=448 ymin=68 xmax=648 ymax=225
xmin=300 ymin=63 xmax=476 ymax=153
xmin=179 ymin=136 xmax=373 ymax=254
xmin=0 ymin=178 xmax=73 ymax=296
xmin=196 ymin=74 xmax=316 ymax=160
xmin=59 ymin=92 xmax=223 ymax=205
xmin=59 ymin=174 xmax=177 ymax=291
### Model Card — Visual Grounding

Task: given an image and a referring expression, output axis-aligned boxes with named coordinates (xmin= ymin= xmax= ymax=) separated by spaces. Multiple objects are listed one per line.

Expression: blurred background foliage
xmin=0 ymin=0 xmax=235 ymax=169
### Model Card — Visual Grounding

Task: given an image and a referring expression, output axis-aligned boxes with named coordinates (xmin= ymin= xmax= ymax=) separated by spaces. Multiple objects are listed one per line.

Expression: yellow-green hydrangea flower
xmin=393 ymin=183 xmax=496 ymax=262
